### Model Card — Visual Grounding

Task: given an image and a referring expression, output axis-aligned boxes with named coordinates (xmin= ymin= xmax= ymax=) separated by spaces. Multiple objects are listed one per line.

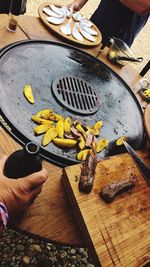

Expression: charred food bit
xmin=100 ymin=179 xmax=135 ymax=203
xmin=79 ymin=150 xmax=97 ymax=193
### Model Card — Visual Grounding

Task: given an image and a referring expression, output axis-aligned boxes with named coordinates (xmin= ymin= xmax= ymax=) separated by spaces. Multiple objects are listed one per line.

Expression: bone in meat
xmin=79 ymin=150 xmax=97 ymax=193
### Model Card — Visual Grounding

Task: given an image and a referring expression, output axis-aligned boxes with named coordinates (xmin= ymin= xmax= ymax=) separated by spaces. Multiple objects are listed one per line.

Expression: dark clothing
xmin=91 ymin=0 xmax=149 ymax=46
xmin=0 ymin=0 xmax=27 ymax=15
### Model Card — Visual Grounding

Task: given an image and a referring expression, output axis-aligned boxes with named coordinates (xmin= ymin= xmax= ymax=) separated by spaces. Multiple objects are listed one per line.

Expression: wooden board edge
xmin=62 ymin=168 xmax=101 ymax=267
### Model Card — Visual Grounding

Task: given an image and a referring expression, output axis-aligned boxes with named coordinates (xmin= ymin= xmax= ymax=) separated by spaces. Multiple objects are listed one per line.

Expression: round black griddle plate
xmin=0 ymin=40 xmax=145 ymax=166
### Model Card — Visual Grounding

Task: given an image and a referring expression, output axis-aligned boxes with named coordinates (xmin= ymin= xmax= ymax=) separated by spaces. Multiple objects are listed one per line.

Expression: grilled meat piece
xmin=100 ymin=179 xmax=135 ymax=203
xmin=79 ymin=150 xmax=97 ymax=193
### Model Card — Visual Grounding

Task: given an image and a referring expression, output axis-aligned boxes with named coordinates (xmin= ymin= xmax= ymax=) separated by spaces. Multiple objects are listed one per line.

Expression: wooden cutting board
xmin=62 ymin=152 xmax=150 ymax=267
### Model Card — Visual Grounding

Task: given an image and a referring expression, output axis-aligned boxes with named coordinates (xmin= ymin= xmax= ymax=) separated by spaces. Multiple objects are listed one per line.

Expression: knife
xmin=123 ymin=140 xmax=150 ymax=186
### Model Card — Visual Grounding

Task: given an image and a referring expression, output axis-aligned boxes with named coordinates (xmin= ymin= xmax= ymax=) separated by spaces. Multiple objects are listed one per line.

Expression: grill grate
xmin=51 ymin=75 xmax=100 ymax=115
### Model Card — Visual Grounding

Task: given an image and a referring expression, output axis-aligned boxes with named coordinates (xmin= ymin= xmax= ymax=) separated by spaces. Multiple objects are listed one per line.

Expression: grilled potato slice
xmin=96 ymin=138 xmax=109 ymax=153
xmin=116 ymin=135 xmax=127 ymax=146
xmin=74 ymin=122 xmax=86 ymax=134
xmin=36 ymin=109 xmax=53 ymax=119
xmin=56 ymin=118 xmax=64 ymax=138
xmin=64 ymin=117 xmax=71 ymax=134
xmin=42 ymin=127 xmax=58 ymax=146
xmin=78 ymin=135 xmax=86 ymax=150
xmin=93 ymin=120 xmax=103 ymax=130
xmin=34 ymin=124 xmax=50 ymax=135
xmin=53 ymin=138 xmax=77 ymax=148
xmin=23 ymin=84 xmax=35 ymax=104
xmin=31 ymin=116 xmax=54 ymax=126
xmin=77 ymin=149 xmax=90 ymax=161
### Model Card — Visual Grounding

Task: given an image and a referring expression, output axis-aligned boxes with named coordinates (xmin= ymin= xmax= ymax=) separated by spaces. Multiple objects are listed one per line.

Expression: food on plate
xmin=72 ymin=11 xmax=83 ymax=22
xmin=60 ymin=18 xmax=72 ymax=35
xmin=100 ymin=178 xmax=135 ymax=203
xmin=80 ymin=21 xmax=97 ymax=36
xmin=49 ymin=4 xmax=66 ymax=16
xmin=43 ymin=7 xmax=63 ymax=18
xmin=42 ymin=127 xmax=58 ymax=146
xmin=23 ymin=84 xmax=34 ymax=104
xmin=53 ymin=138 xmax=77 ymax=148
xmin=47 ymin=16 xmax=66 ymax=25
xmin=79 ymin=26 xmax=96 ymax=42
xmin=78 ymin=149 xmax=97 ymax=193
xmin=72 ymin=22 xmax=83 ymax=41
xmin=80 ymin=19 xmax=93 ymax=28
xmin=42 ymin=5 xmax=99 ymax=43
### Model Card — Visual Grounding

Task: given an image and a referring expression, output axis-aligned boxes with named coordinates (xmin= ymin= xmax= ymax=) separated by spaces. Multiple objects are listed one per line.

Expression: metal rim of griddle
xmin=52 ymin=75 xmax=100 ymax=115
xmin=0 ymin=39 xmax=145 ymax=167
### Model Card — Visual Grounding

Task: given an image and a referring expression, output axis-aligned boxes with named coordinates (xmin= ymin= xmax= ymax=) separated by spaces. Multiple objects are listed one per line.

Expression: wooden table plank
xmin=0 ymin=15 xmax=28 ymax=48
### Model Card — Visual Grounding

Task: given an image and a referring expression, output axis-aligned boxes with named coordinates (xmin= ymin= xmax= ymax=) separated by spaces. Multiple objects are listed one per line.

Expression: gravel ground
xmin=0 ymin=228 xmax=94 ymax=267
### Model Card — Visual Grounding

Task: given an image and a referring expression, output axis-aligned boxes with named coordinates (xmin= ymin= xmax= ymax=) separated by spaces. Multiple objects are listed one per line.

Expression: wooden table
xmin=0 ymin=14 xmax=146 ymax=247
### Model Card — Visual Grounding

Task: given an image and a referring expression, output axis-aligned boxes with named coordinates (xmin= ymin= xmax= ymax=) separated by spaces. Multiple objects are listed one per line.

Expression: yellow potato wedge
xmin=53 ymin=138 xmax=77 ymax=148
xmin=23 ymin=84 xmax=35 ymax=104
xmin=116 ymin=135 xmax=127 ymax=146
xmin=93 ymin=120 xmax=103 ymax=130
xmin=77 ymin=149 xmax=90 ymax=161
xmin=34 ymin=124 xmax=50 ymax=135
xmin=31 ymin=116 xmax=54 ymax=126
xmin=64 ymin=117 xmax=72 ymax=134
xmin=74 ymin=122 xmax=86 ymax=134
xmin=96 ymin=138 xmax=109 ymax=153
xmin=56 ymin=118 xmax=64 ymax=138
xmin=42 ymin=127 xmax=58 ymax=146
xmin=36 ymin=109 xmax=53 ymax=119
xmin=78 ymin=135 xmax=86 ymax=150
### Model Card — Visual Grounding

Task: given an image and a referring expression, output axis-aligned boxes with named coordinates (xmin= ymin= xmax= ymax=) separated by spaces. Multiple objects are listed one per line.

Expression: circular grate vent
xmin=51 ymin=75 xmax=100 ymax=115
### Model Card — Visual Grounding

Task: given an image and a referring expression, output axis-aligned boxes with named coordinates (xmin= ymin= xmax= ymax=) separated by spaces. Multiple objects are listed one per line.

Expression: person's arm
xmin=0 ymin=154 xmax=48 ymax=227
xmin=68 ymin=0 xmax=88 ymax=12
xmin=120 ymin=0 xmax=150 ymax=15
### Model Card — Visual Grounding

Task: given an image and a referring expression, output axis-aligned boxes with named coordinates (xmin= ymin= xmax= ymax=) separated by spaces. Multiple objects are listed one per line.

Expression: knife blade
xmin=123 ymin=140 xmax=150 ymax=186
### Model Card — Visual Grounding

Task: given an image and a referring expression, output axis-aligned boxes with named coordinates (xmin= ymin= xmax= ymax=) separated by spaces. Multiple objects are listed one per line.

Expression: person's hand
xmin=0 ymin=154 xmax=48 ymax=219
xmin=68 ymin=1 xmax=81 ymax=12
xmin=67 ymin=0 xmax=88 ymax=12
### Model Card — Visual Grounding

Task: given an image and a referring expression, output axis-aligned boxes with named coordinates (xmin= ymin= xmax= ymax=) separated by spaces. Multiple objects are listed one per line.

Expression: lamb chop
xmin=78 ymin=149 xmax=97 ymax=193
